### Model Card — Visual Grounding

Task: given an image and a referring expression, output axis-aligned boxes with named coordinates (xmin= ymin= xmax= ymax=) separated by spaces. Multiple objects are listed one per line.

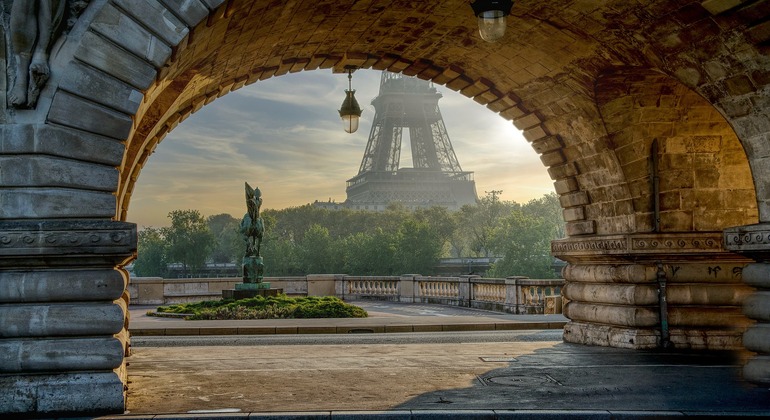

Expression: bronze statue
xmin=240 ymin=182 xmax=265 ymax=283
xmin=6 ymin=0 xmax=65 ymax=108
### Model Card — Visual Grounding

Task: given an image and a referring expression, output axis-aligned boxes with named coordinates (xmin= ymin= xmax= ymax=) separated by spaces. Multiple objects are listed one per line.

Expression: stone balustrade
xmin=129 ymin=274 xmax=564 ymax=315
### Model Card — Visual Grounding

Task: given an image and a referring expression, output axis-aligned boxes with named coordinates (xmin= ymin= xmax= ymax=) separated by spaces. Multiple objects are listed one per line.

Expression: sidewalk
xmin=117 ymin=302 xmax=770 ymax=419
xmin=128 ymin=301 xmax=569 ymax=336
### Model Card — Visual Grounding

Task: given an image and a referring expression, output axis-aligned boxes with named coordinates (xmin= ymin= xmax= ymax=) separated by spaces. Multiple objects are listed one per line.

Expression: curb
xmin=129 ymin=321 xmax=567 ymax=336
xmin=99 ymin=409 xmax=770 ymax=419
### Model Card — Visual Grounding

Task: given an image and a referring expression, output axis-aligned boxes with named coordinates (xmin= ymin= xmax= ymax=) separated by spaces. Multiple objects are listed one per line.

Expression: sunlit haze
xmin=127 ymin=69 xmax=554 ymax=227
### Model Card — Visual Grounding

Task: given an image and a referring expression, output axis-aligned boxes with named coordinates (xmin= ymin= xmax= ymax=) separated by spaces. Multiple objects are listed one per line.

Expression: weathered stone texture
xmin=0 ymin=338 xmax=124 ymax=373
xmin=0 ymin=269 xmax=127 ymax=303
xmin=0 ymin=188 xmax=116 ymax=219
xmin=0 ymin=220 xmax=136 ymax=414
xmin=0 ymin=125 xmax=126 ymax=167
xmin=48 ymin=92 xmax=133 ymax=140
xmin=91 ymin=3 xmax=173 ymax=68
xmin=596 ymin=69 xmax=757 ymax=233
xmin=555 ymin=232 xmax=752 ymax=350
xmin=58 ymin=61 xmax=144 ymax=115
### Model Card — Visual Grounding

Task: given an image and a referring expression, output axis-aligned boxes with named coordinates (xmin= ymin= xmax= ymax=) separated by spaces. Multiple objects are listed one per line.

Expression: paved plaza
xmin=111 ymin=302 xmax=770 ymax=418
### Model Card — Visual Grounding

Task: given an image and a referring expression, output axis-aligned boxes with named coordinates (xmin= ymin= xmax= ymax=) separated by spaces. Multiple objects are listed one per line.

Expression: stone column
xmin=553 ymin=232 xmax=753 ymax=350
xmin=0 ymin=220 xmax=136 ymax=415
xmin=724 ymin=224 xmax=770 ymax=385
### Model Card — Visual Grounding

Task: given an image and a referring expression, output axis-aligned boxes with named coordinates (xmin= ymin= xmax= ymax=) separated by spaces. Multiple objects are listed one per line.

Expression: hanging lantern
xmin=470 ymin=0 xmax=514 ymax=43
xmin=339 ymin=69 xmax=363 ymax=133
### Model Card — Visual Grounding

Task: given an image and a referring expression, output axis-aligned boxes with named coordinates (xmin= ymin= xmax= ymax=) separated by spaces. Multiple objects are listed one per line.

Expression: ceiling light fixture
xmin=471 ymin=0 xmax=514 ymax=43
xmin=338 ymin=69 xmax=363 ymax=134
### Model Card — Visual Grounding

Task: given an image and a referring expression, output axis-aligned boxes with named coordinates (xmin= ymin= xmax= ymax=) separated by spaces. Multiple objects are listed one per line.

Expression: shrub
xmin=151 ymin=295 xmax=367 ymax=320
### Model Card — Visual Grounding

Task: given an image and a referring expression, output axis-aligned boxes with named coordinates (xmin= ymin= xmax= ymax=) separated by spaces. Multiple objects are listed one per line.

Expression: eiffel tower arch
xmin=344 ymin=72 xmax=478 ymax=211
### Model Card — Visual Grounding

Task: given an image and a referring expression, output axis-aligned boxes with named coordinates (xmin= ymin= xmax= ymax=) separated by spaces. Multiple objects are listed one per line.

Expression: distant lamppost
xmin=470 ymin=0 xmax=514 ymax=43
xmin=339 ymin=69 xmax=363 ymax=134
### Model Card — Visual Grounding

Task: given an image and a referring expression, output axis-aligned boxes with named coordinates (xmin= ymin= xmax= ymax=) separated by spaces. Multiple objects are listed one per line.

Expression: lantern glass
xmin=342 ymin=114 xmax=360 ymax=134
xmin=477 ymin=10 xmax=507 ymax=42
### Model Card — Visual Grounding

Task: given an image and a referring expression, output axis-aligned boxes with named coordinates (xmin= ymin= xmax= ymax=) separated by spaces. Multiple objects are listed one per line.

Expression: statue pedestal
xmin=222 ymin=282 xmax=283 ymax=299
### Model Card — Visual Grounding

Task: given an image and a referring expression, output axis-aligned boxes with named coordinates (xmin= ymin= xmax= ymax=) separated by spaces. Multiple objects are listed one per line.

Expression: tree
xmin=133 ymin=227 xmax=168 ymax=277
xmin=342 ymin=228 xmax=397 ymax=275
xmin=487 ymin=209 xmax=556 ymax=278
xmin=456 ymin=190 xmax=519 ymax=257
xmin=522 ymin=192 xmax=565 ymax=239
xmin=394 ymin=219 xmax=443 ymax=274
xmin=297 ymin=224 xmax=344 ymax=274
xmin=162 ymin=210 xmax=215 ymax=276
xmin=207 ymin=213 xmax=241 ymax=263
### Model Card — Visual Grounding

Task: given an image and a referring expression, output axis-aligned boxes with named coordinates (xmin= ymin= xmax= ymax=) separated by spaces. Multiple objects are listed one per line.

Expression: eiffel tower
xmin=343 ymin=72 xmax=478 ymax=211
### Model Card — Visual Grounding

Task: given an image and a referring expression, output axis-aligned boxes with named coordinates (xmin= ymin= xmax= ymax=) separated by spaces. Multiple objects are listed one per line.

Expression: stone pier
xmin=0 ymin=220 xmax=136 ymax=413
xmin=725 ymin=224 xmax=770 ymax=384
xmin=553 ymin=233 xmax=753 ymax=350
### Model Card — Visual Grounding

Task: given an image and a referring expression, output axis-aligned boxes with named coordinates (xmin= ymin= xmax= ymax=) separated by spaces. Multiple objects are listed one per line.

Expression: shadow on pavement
xmin=395 ymin=342 xmax=770 ymax=414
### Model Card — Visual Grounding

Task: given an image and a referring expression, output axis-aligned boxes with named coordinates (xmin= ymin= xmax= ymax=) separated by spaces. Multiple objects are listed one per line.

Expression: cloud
xmin=127 ymin=69 xmax=554 ymax=227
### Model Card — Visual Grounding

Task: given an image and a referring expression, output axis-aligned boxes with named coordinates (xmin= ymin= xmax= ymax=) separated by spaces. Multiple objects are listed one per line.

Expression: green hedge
xmin=152 ymin=295 xmax=367 ymax=320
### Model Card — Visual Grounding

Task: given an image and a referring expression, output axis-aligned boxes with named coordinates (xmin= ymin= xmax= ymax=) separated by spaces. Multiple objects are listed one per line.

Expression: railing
xmin=345 ymin=276 xmax=400 ymax=298
xmin=129 ymin=274 xmax=564 ymax=314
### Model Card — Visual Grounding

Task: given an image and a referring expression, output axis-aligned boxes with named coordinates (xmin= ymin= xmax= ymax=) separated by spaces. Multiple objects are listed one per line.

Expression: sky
xmin=127 ymin=69 xmax=554 ymax=228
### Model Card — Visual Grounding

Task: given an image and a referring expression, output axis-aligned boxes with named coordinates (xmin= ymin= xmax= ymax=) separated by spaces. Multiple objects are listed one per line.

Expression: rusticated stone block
xmin=742 ymin=262 xmax=770 ymax=288
xmin=565 ymin=301 xmax=659 ymax=327
xmin=160 ymin=0 xmax=210 ymax=27
xmin=539 ymin=150 xmax=566 ymax=167
xmin=0 ymin=188 xmax=116 ymax=219
xmin=743 ymin=292 xmax=770 ymax=322
xmin=91 ymin=3 xmax=172 ymax=68
xmin=0 ymin=337 xmax=124 ymax=373
xmin=74 ymin=31 xmax=157 ymax=90
xmin=559 ymin=191 xmax=589 ymax=208
xmin=547 ymin=162 xmax=578 ymax=180
xmin=513 ymin=112 xmax=542 ymax=130
xmin=668 ymin=307 xmax=749 ymax=328
xmin=531 ymin=135 xmax=563 ymax=154
xmin=553 ymin=177 xmax=578 ymax=194
xmin=563 ymin=264 xmax=655 ymax=284
xmin=566 ymin=220 xmax=597 ymax=236
xmin=563 ymin=321 xmax=660 ymax=349
xmin=48 ymin=92 xmax=133 ymax=140
xmin=0 ymin=371 xmax=125 ymax=414
xmin=0 ymin=269 xmax=126 ymax=303
xmin=0 ymin=155 xmax=118 ymax=191
xmin=58 ymin=62 xmax=144 ymax=115
xmin=112 ymin=0 xmax=188 ymax=46
xmin=15 ymin=125 xmax=125 ymax=166
xmin=743 ymin=355 xmax=770 ymax=384
xmin=701 ymin=0 xmax=747 ymax=15
xmin=744 ymin=324 xmax=770 ymax=354
xmin=0 ymin=302 xmax=125 ymax=338
xmin=563 ymin=206 xmax=585 ymax=222
xmin=564 ymin=282 xmax=658 ymax=305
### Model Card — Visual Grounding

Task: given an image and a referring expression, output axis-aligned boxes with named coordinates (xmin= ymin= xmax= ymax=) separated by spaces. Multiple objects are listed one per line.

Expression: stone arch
xmin=595 ymin=67 xmax=758 ymax=232
xmin=5 ymin=0 xmax=770 ymax=415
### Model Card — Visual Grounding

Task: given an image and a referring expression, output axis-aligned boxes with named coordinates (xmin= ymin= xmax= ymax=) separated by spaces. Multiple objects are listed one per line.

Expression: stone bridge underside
xmin=3 ymin=0 xmax=770 ymax=415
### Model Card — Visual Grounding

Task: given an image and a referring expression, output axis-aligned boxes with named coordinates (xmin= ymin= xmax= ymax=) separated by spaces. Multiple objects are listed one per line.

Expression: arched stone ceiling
xmin=111 ymin=0 xmax=767 ymax=235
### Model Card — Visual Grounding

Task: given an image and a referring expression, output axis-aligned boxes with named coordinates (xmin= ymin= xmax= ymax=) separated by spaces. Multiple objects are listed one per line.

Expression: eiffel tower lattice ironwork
xmin=344 ymin=72 xmax=478 ymax=211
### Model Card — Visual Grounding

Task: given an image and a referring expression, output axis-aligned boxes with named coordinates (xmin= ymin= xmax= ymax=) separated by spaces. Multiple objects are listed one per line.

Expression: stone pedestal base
xmin=222 ymin=283 xmax=283 ymax=300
